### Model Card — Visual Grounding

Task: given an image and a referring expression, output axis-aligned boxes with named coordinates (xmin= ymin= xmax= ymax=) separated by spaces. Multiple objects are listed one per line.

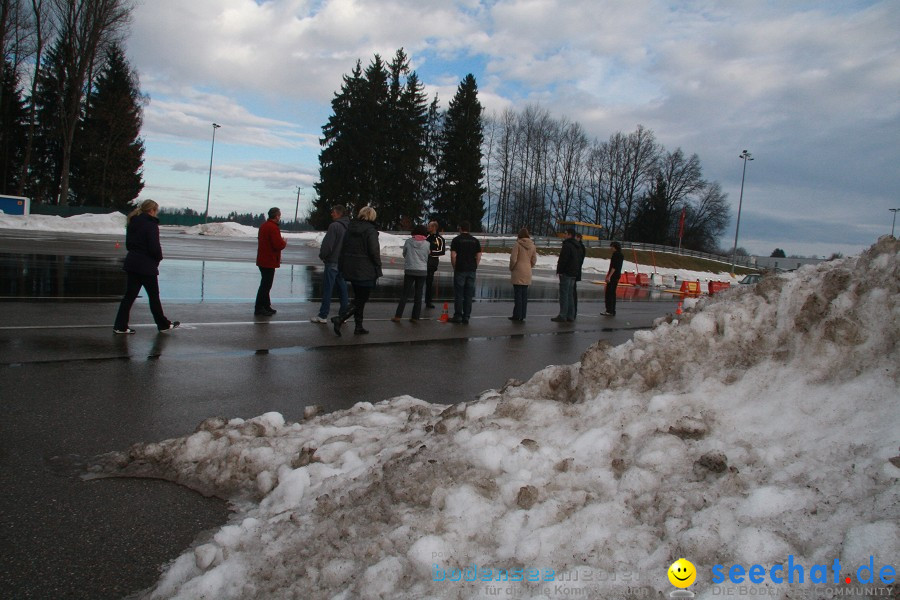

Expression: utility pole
xmin=294 ymin=186 xmax=301 ymax=225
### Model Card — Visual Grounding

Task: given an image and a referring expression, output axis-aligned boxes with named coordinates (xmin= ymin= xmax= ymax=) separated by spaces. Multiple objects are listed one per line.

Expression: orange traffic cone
xmin=115 ymin=241 xmax=121 ymax=249
xmin=675 ymin=301 xmax=683 ymax=315
xmin=439 ymin=302 xmax=449 ymax=322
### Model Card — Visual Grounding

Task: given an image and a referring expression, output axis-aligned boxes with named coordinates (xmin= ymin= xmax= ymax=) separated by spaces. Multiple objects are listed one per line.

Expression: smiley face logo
xmin=668 ymin=558 xmax=697 ymax=588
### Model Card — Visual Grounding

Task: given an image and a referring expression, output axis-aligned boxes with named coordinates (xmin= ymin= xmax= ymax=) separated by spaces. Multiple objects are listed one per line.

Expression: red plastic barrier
xmin=680 ymin=280 xmax=701 ymax=295
xmin=636 ymin=273 xmax=650 ymax=287
xmin=623 ymin=272 xmax=637 ymax=285
xmin=708 ymin=281 xmax=731 ymax=294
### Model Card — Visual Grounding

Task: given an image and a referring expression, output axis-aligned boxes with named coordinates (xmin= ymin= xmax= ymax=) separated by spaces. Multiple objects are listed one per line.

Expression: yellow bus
xmin=556 ymin=221 xmax=604 ymax=241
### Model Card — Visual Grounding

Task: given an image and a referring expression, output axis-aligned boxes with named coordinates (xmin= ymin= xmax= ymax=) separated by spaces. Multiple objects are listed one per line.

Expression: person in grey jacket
xmin=393 ymin=224 xmax=431 ymax=322
xmin=311 ymin=205 xmax=350 ymax=323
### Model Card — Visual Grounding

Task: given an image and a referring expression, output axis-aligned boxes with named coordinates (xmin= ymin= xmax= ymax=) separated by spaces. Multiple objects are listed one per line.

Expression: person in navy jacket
xmin=113 ymin=199 xmax=179 ymax=333
xmin=255 ymin=207 xmax=288 ymax=316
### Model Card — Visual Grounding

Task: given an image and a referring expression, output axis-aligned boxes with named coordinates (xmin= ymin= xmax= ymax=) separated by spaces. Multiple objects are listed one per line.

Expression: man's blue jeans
xmin=318 ymin=262 xmax=349 ymax=319
xmin=453 ymin=271 xmax=476 ymax=319
xmin=558 ymin=275 xmax=576 ymax=320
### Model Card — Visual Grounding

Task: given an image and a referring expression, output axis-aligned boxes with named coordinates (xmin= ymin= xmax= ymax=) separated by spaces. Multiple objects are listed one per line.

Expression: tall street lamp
xmin=731 ymin=149 xmax=754 ymax=274
xmin=890 ymin=208 xmax=899 ymax=238
xmin=204 ymin=123 xmax=221 ymax=224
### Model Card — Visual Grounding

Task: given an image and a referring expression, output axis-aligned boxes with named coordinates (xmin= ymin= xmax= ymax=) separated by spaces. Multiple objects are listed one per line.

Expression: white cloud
xmin=126 ymin=0 xmax=900 ymax=250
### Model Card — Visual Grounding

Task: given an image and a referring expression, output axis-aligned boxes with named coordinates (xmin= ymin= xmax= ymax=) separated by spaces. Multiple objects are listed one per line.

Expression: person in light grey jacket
xmin=393 ymin=224 xmax=431 ymax=321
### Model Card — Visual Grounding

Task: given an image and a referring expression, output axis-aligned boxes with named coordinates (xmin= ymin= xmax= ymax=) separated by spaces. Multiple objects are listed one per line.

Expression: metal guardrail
xmin=476 ymin=235 xmax=756 ymax=269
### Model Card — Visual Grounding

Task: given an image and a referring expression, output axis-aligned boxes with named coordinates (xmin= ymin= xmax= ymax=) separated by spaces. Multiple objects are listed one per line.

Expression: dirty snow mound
xmin=91 ymin=238 xmax=898 ymax=600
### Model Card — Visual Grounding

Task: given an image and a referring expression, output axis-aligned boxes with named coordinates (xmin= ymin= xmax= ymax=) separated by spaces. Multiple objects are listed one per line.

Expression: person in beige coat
xmin=509 ymin=227 xmax=538 ymax=321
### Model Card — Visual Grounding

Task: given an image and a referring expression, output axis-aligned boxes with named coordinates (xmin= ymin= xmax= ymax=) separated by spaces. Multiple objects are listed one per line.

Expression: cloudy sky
xmin=127 ymin=0 xmax=900 ymax=257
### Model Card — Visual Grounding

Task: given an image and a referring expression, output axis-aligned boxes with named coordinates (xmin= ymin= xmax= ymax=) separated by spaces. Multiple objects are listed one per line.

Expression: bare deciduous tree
xmin=49 ymin=0 xmax=132 ymax=204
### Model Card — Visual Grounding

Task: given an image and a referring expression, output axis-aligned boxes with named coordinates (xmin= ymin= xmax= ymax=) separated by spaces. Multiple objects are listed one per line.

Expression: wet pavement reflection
xmin=0 ymin=253 xmax=680 ymax=304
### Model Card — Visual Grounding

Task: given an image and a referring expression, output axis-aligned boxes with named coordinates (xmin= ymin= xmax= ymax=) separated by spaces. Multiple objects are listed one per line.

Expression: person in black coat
xmin=332 ymin=206 xmax=383 ymax=336
xmin=113 ymin=199 xmax=179 ymax=333
xmin=552 ymin=228 xmax=582 ymax=322
xmin=603 ymin=241 xmax=624 ymax=316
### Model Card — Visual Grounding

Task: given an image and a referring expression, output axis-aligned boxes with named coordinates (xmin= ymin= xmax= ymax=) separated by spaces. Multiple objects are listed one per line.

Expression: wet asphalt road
xmin=0 ymin=228 xmax=678 ymax=599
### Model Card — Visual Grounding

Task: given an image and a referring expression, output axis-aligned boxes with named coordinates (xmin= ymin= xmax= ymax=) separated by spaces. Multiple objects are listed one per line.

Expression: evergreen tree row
xmin=1 ymin=0 xmax=143 ymax=210
xmin=311 ymin=49 xmax=484 ymax=231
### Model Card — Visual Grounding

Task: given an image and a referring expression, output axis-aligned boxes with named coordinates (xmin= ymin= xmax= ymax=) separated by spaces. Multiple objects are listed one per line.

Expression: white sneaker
xmin=310 ymin=316 xmax=329 ymax=324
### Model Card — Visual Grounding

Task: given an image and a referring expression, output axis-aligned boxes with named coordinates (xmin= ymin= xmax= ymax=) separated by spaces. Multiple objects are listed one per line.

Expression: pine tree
xmin=312 ymin=60 xmax=370 ymax=229
xmin=0 ymin=61 xmax=28 ymax=194
xmin=626 ymin=174 xmax=671 ymax=244
xmin=27 ymin=38 xmax=67 ymax=205
xmin=379 ymin=49 xmax=429 ymax=228
xmin=313 ymin=50 xmax=431 ymax=230
xmin=70 ymin=44 xmax=145 ymax=209
xmin=433 ymin=74 xmax=485 ymax=231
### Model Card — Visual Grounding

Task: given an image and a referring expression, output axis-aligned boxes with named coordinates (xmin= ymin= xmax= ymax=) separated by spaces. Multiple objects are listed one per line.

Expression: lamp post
xmin=731 ymin=149 xmax=754 ymax=274
xmin=890 ymin=208 xmax=899 ymax=238
xmin=204 ymin=123 xmax=221 ymax=224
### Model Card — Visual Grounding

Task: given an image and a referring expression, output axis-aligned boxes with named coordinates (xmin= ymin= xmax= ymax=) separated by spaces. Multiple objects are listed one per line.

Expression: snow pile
xmin=183 ymin=222 xmax=260 ymax=237
xmin=89 ymin=237 xmax=899 ymax=599
xmin=0 ymin=211 xmax=127 ymax=233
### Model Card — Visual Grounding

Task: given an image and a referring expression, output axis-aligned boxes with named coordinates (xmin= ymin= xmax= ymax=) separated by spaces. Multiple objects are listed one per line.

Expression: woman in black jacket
xmin=332 ymin=206 xmax=382 ymax=336
xmin=113 ymin=199 xmax=179 ymax=333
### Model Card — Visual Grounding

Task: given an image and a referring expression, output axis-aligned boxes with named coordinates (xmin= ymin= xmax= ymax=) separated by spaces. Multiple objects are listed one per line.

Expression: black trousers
xmin=425 ymin=258 xmax=439 ymax=305
xmin=395 ymin=274 xmax=426 ymax=319
xmin=344 ymin=284 xmax=372 ymax=325
xmin=605 ymin=274 xmax=620 ymax=314
xmin=512 ymin=284 xmax=529 ymax=320
xmin=114 ymin=271 xmax=170 ymax=330
xmin=255 ymin=267 xmax=275 ymax=310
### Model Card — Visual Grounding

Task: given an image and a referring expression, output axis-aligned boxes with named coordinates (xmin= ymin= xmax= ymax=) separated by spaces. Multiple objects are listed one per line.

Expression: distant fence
xmin=476 ymin=235 xmax=757 ymax=269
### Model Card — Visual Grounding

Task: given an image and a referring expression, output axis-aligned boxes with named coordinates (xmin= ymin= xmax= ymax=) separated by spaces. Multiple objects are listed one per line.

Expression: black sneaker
xmin=426 ymin=304 xmax=436 ymax=309
xmin=158 ymin=321 xmax=180 ymax=332
xmin=550 ymin=316 xmax=567 ymax=322
xmin=113 ymin=327 xmax=135 ymax=334
xmin=331 ymin=315 xmax=343 ymax=336
xmin=254 ymin=308 xmax=276 ymax=316
xmin=600 ymin=311 xmax=615 ymax=316
xmin=449 ymin=316 xmax=463 ymax=324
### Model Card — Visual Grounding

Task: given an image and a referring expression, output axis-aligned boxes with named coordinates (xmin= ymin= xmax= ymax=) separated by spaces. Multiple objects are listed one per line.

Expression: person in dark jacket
xmin=603 ymin=241 xmax=624 ymax=316
xmin=573 ymin=232 xmax=587 ymax=319
xmin=113 ymin=199 xmax=179 ymax=333
xmin=449 ymin=221 xmax=482 ymax=324
xmin=311 ymin=205 xmax=350 ymax=323
xmin=552 ymin=228 xmax=581 ymax=322
xmin=255 ymin=207 xmax=287 ymax=316
xmin=425 ymin=221 xmax=446 ymax=308
xmin=332 ymin=206 xmax=382 ymax=336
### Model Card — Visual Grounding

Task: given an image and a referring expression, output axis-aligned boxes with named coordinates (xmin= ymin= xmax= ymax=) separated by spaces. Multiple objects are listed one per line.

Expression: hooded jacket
xmin=509 ymin=237 xmax=538 ymax=285
xmin=338 ymin=219 xmax=383 ymax=283
xmin=123 ymin=212 xmax=163 ymax=276
xmin=402 ymin=235 xmax=430 ymax=276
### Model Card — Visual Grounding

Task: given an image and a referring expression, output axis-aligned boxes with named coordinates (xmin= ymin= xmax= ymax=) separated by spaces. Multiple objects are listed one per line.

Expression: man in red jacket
xmin=255 ymin=207 xmax=287 ymax=316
